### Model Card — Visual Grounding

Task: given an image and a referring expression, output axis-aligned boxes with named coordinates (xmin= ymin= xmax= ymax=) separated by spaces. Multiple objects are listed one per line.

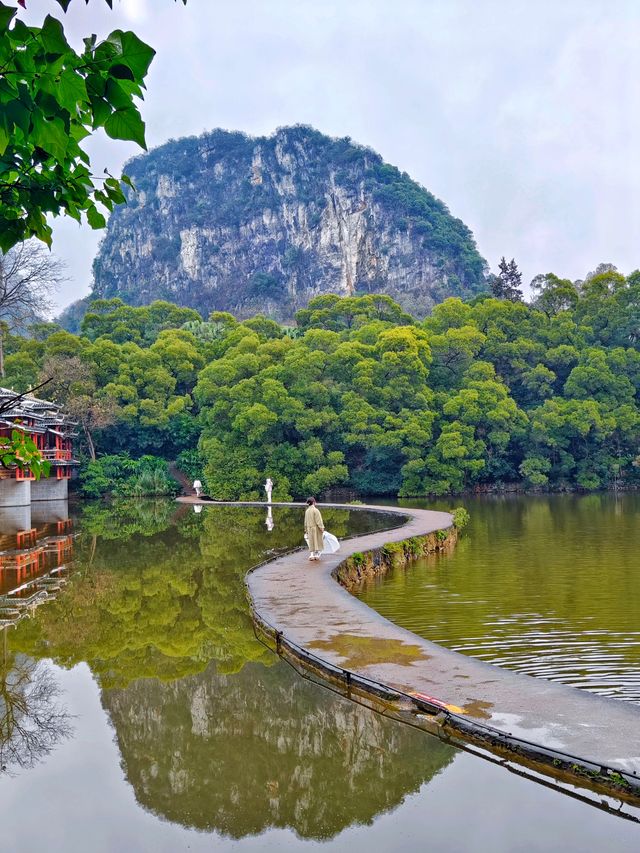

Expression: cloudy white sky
xmin=24 ymin=0 xmax=640 ymax=311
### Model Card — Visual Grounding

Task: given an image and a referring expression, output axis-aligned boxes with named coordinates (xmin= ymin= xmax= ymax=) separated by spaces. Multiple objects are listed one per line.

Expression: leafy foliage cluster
xmin=191 ymin=273 xmax=640 ymax=497
xmin=0 ymin=427 xmax=49 ymax=478
xmin=490 ymin=256 xmax=524 ymax=302
xmin=452 ymin=507 xmax=470 ymax=530
xmin=9 ymin=299 xmax=206 ymax=462
xmin=6 ymin=265 xmax=640 ymax=498
xmin=78 ymin=452 xmax=179 ymax=498
xmin=0 ymin=0 xmax=160 ymax=250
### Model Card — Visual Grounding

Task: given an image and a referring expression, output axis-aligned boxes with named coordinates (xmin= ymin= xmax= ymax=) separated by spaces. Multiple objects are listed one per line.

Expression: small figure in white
xmin=265 ymin=506 xmax=274 ymax=532
xmin=193 ymin=479 xmax=202 ymax=497
xmin=264 ymin=477 xmax=273 ymax=504
xmin=304 ymin=497 xmax=325 ymax=561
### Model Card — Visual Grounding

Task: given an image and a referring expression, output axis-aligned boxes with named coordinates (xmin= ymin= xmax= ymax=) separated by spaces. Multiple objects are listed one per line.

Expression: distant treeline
xmin=6 ymin=265 xmax=640 ymax=498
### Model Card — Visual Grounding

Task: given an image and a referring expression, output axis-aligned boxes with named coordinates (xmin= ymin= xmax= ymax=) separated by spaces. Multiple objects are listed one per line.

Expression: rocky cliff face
xmin=92 ymin=126 xmax=487 ymax=319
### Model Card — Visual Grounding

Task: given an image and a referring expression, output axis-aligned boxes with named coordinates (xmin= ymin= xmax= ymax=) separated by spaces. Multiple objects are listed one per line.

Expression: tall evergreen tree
xmin=491 ymin=257 xmax=524 ymax=301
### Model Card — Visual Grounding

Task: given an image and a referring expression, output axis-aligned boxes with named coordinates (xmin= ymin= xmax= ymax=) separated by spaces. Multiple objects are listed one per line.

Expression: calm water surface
xmin=358 ymin=493 xmax=640 ymax=702
xmin=1 ymin=497 xmax=639 ymax=851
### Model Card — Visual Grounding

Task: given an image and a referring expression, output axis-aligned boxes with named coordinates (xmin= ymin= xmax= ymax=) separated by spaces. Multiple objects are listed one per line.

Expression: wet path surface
xmin=234 ymin=501 xmax=640 ymax=777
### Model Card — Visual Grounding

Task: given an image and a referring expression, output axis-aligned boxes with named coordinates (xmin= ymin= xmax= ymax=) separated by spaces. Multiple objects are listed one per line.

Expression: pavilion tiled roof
xmin=0 ymin=388 xmax=77 ymax=435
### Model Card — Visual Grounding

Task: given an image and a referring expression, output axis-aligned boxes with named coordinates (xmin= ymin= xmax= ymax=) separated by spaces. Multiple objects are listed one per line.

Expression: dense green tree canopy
xmin=5 ymin=274 xmax=640 ymax=496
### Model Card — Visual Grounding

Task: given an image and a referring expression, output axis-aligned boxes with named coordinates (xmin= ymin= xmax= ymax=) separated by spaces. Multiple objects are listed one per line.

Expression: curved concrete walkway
xmin=180 ymin=497 xmax=640 ymax=794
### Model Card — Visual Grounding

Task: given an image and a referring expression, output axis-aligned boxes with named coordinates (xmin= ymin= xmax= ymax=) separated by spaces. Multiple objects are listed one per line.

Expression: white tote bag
xmin=321 ymin=531 xmax=340 ymax=554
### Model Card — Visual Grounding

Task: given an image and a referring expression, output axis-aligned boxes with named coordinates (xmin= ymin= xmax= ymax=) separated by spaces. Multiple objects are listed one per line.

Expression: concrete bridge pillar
xmin=31 ymin=499 xmax=69 ymax=525
xmin=0 ymin=479 xmax=31 ymax=507
xmin=0 ymin=503 xmax=32 ymax=533
xmin=31 ymin=478 xmax=68 ymax=502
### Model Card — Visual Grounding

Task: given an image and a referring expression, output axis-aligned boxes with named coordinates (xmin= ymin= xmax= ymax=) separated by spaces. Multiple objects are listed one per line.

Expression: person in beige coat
xmin=304 ymin=497 xmax=325 ymax=561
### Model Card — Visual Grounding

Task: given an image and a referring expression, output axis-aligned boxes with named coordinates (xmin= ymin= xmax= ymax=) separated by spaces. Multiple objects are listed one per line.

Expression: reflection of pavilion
xmin=0 ymin=502 xmax=74 ymax=630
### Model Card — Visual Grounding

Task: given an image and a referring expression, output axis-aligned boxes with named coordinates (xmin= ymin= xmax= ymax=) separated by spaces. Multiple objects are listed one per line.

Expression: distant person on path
xmin=264 ymin=477 xmax=273 ymax=504
xmin=193 ymin=479 xmax=202 ymax=497
xmin=304 ymin=497 xmax=324 ymax=561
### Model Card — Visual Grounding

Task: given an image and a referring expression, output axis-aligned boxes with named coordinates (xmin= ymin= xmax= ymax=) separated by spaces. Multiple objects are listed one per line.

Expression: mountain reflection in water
xmin=103 ymin=659 xmax=453 ymax=838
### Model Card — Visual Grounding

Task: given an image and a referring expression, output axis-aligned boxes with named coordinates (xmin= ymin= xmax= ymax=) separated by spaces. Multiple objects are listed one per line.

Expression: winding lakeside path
xmin=179 ymin=498 xmax=640 ymax=792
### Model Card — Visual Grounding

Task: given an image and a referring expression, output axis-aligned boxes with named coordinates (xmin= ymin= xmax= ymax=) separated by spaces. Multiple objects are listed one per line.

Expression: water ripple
xmin=357 ymin=494 xmax=640 ymax=703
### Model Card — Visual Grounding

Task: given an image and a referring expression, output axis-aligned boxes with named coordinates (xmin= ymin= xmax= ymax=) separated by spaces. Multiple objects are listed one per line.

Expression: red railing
xmin=41 ymin=449 xmax=72 ymax=461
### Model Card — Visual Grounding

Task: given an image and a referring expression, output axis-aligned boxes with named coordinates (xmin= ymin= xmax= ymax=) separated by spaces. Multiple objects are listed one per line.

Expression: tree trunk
xmin=84 ymin=424 xmax=96 ymax=462
xmin=0 ymin=328 xmax=5 ymax=379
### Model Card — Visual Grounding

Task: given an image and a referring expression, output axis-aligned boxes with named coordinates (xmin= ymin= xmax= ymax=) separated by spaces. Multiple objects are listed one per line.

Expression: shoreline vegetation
xmin=3 ymin=270 xmax=639 ymax=500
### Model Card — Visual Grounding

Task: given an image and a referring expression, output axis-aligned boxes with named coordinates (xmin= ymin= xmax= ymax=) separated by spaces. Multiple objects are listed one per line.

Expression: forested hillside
xmin=88 ymin=125 xmax=487 ymax=320
xmin=7 ymin=265 xmax=640 ymax=498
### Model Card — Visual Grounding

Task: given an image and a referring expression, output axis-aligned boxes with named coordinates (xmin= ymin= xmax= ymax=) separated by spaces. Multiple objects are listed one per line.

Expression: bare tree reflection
xmin=0 ymin=630 xmax=73 ymax=774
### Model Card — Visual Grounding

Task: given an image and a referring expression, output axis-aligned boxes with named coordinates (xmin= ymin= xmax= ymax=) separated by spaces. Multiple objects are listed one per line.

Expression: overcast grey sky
xmin=25 ymin=0 xmax=640 ymax=311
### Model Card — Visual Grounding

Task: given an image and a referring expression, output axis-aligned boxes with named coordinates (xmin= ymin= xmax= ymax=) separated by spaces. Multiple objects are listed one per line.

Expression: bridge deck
xmin=238 ymin=502 xmax=640 ymax=780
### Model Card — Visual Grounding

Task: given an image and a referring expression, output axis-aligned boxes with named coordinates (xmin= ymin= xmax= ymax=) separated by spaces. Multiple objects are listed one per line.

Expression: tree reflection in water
xmin=7 ymin=500 xmax=453 ymax=837
xmin=11 ymin=503 xmax=394 ymax=688
xmin=0 ymin=633 xmax=72 ymax=774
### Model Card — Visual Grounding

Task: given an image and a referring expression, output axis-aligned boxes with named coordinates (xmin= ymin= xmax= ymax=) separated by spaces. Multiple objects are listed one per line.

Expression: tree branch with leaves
xmin=0 ymin=0 xmax=187 ymax=252
xmin=40 ymin=354 xmax=119 ymax=460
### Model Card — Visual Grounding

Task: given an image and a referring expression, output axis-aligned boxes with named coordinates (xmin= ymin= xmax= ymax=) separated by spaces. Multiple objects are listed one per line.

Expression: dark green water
xmin=358 ymin=493 xmax=640 ymax=702
xmin=1 ymin=498 xmax=639 ymax=851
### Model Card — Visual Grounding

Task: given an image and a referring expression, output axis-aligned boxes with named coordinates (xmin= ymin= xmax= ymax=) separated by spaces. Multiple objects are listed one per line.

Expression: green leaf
xmin=40 ymin=14 xmax=71 ymax=55
xmin=0 ymin=77 xmax=18 ymax=100
xmin=104 ymin=185 xmax=125 ymax=206
xmin=86 ymin=204 xmax=106 ymax=229
xmin=104 ymin=106 xmax=146 ymax=149
xmin=11 ymin=19 xmax=30 ymax=41
xmin=110 ymin=63 xmax=135 ymax=81
xmin=69 ymin=122 xmax=91 ymax=143
xmin=0 ymin=2 xmax=16 ymax=31
xmin=86 ymin=72 xmax=107 ymax=99
xmin=34 ymin=88 xmax=65 ymax=120
xmin=0 ymin=125 xmax=8 ymax=156
xmin=31 ymin=112 xmax=68 ymax=160
xmin=109 ymin=30 xmax=156 ymax=79
xmin=64 ymin=202 xmax=82 ymax=222
xmin=120 ymin=172 xmax=135 ymax=191
xmin=91 ymin=96 xmax=112 ymax=127
xmin=0 ymin=222 xmax=24 ymax=253
xmin=5 ymin=98 xmax=31 ymax=134
xmin=94 ymin=40 xmax=119 ymax=67
xmin=105 ymin=78 xmax=133 ymax=110
xmin=58 ymin=69 xmax=88 ymax=112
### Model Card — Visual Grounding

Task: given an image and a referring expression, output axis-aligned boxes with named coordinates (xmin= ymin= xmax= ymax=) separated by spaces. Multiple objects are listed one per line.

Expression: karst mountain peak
xmin=90 ymin=125 xmax=487 ymax=321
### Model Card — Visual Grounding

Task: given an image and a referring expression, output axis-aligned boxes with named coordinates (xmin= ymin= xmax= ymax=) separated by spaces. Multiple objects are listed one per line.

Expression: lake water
xmin=1 ymin=497 xmax=639 ymax=851
xmin=357 ymin=493 xmax=640 ymax=703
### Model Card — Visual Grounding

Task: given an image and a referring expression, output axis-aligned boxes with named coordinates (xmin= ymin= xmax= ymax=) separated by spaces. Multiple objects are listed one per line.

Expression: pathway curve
xmin=180 ymin=498 xmax=640 ymax=795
